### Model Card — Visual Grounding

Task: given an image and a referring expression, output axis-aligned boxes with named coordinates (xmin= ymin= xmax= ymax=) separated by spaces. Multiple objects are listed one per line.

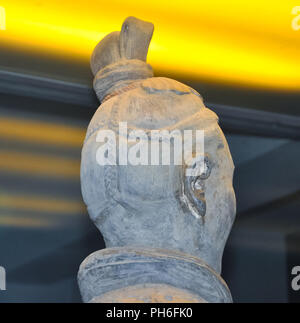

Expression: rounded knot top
xmin=90 ymin=16 xmax=154 ymax=102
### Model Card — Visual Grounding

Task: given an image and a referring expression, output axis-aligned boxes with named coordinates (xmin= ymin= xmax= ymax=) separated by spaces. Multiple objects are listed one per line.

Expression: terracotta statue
xmin=78 ymin=16 xmax=236 ymax=303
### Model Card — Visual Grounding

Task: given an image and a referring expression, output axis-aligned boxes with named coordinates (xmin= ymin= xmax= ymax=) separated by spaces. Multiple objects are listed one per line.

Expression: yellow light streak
xmin=0 ymin=1 xmax=299 ymax=91
xmin=0 ymin=117 xmax=84 ymax=179
xmin=0 ymin=150 xmax=80 ymax=179
xmin=0 ymin=214 xmax=55 ymax=228
xmin=0 ymin=117 xmax=85 ymax=148
xmin=0 ymin=192 xmax=85 ymax=214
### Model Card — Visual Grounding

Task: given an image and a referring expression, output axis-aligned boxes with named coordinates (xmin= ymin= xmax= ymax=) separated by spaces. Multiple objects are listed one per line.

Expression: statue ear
xmin=184 ymin=173 xmax=206 ymax=218
xmin=120 ymin=16 xmax=154 ymax=61
xmin=183 ymin=155 xmax=213 ymax=219
xmin=90 ymin=31 xmax=121 ymax=76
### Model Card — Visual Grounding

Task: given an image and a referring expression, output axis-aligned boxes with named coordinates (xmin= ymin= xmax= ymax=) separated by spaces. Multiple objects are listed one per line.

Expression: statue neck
xmin=93 ymin=59 xmax=153 ymax=102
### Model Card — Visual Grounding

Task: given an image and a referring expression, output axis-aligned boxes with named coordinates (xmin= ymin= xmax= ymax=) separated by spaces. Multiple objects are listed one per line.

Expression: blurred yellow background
xmin=1 ymin=0 xmax=300 ymax=90
xmin=0 ymin=1 xmax=300 ymax=303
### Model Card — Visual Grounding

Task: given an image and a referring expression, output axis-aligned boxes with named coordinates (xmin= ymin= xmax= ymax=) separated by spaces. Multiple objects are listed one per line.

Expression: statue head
xmin=81 ymin=17 xmax=236 ymax=274
xmin=90 ymin=16 xmax=154 ymax=76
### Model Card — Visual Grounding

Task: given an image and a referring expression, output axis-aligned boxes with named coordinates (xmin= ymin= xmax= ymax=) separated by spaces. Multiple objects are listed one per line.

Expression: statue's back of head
xmin=79 ymin=16 xmax=236 ymax=303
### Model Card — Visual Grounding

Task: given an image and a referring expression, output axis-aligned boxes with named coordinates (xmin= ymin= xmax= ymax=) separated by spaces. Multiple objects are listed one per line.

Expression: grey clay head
xmin=81 ymin=17 xmax=236 ymax=274
xmin=90 ymin=16 xmax=154 ymax=76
